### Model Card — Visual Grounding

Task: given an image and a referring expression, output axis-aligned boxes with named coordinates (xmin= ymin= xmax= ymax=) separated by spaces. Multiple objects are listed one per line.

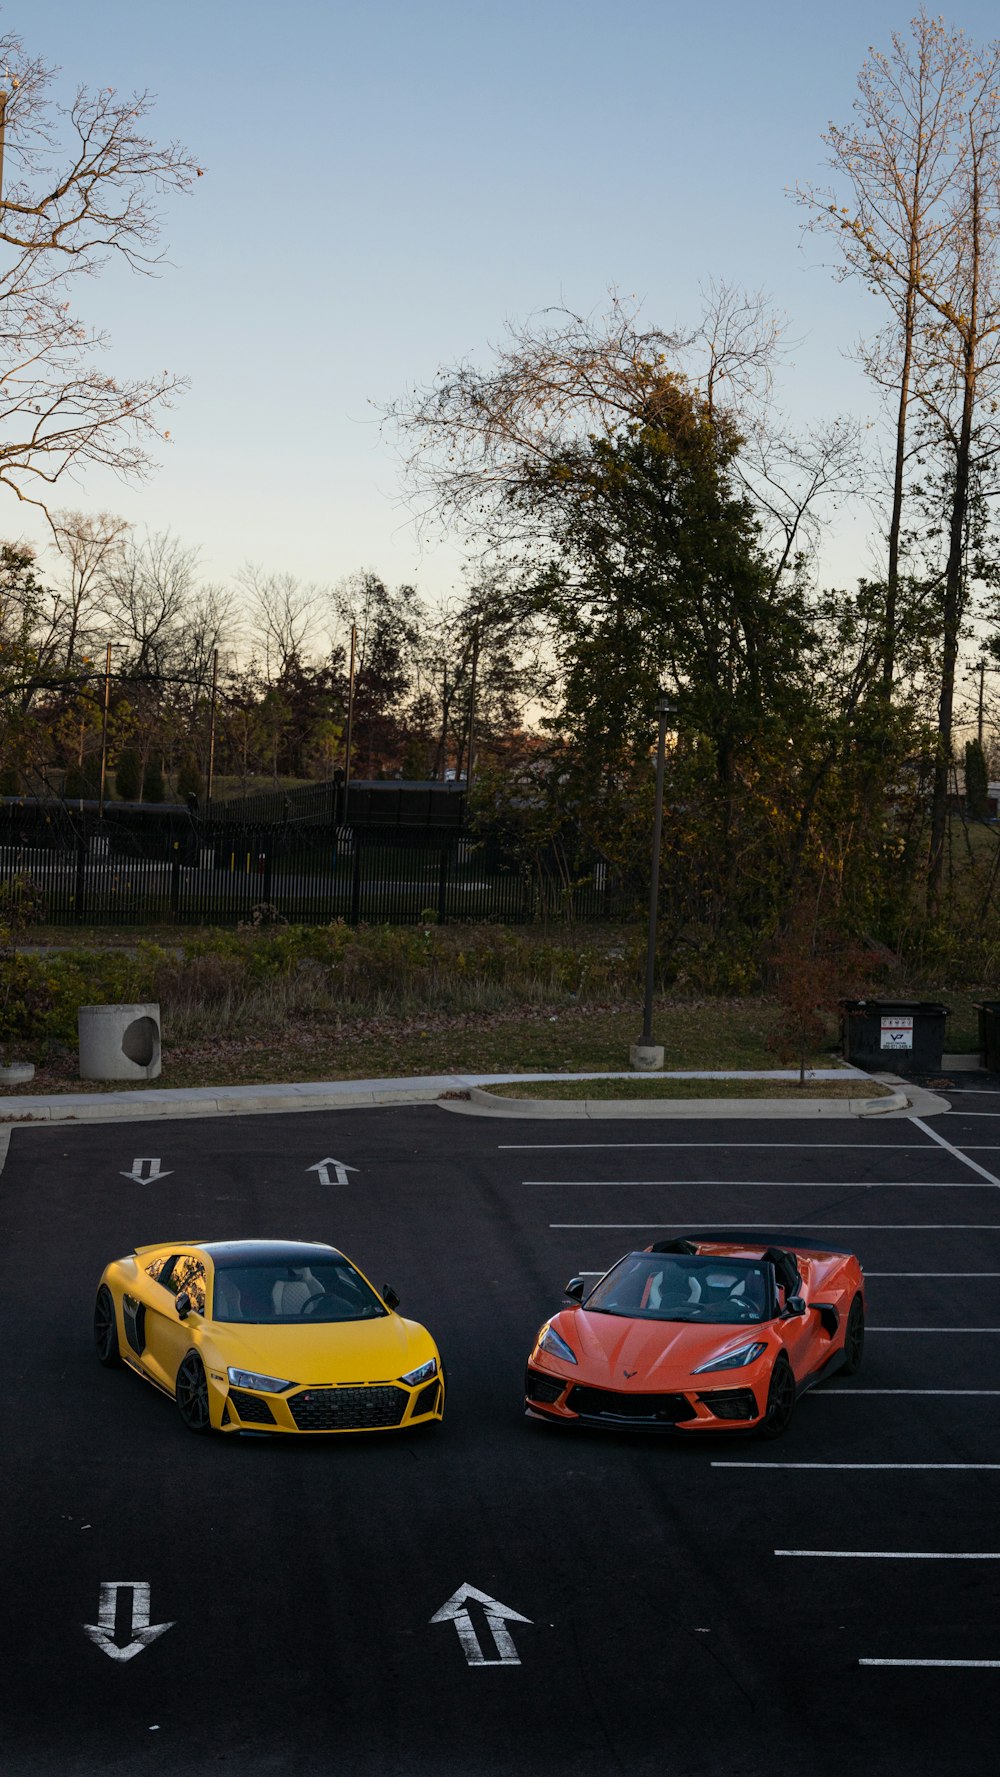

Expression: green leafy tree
xmin=142 ymin=756 xmax=166 ymax=803
xmin=115 ymin=746 xmax=142 ymax=801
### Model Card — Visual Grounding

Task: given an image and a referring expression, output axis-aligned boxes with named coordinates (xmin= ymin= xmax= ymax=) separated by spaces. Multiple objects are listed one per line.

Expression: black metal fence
xmin=0 ymin=802 xmax=623 ymax=927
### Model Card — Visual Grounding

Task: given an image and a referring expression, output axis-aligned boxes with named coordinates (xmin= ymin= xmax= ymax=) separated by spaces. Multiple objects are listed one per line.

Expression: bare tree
xmin=99 ymin=529 xmax=199 ymax=677
xmin=0 ymin=30 xmax=202 ymax=521
xmin=237 ymin=565 xmax=322 ymax=680
xmin=44 ymin=509 xmax=130 ymax=671
xmin=798 ymin=13 xmax=973 ymax=696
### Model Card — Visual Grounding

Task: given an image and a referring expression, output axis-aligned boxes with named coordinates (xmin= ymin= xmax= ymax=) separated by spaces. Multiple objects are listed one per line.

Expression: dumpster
xmin=841 ymin=999 xmax=949 ymax=1076
xmin=976 ymin=1001 xmax=1000 ymax=1072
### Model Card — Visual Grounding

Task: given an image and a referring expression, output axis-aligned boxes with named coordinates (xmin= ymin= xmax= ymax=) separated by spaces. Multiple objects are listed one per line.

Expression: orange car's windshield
xmin=584 ymin=1254 xmax=771 ymax=1324
xmin=211 ymin=1259 xmax=387 ymax=1324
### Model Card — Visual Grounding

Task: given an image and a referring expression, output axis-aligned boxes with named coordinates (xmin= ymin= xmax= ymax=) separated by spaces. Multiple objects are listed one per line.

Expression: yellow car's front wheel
xmin=176 ymin=1352 xmax=213 ymax=1434
xmin=94 ymin=1286 xmax=122 ymax=1369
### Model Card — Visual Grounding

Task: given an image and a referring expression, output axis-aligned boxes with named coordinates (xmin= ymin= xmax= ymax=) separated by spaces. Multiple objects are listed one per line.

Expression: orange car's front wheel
xmin=755 ymin=1355 xmax=795 ymax=1440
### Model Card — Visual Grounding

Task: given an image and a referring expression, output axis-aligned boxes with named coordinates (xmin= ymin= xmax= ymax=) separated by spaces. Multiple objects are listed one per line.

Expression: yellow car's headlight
xmin=227 ymin=1367 xmax=295 ymax=1392
xmin=401 ymin=1359 xmax=438 ymax=1386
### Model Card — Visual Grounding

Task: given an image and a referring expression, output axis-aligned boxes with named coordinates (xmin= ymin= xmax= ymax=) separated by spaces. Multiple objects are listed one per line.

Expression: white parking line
xmin=868 ymin=1326 xmax=1000 ymax=1332
xmin=713 ymin=1462 xmax=1000 ymax=1470
xmin=775 ymin=1550 xmax=1000 ymax=1560
xmin=528 ymin=1180 xmax=981 ymax=1188
xmin=501 ymin=1142 xmax=936 ymax=1151
xmin=549 ymin=1223 xmax=1000 ymax=1230
xmin=808 ymin=1389 xmax=1000 ymax=1395
xmin=944 ymin=1110 xmax=1000 ymax=1118
xmin=866 ymin=1271 xmax=1000 ymax=1277
xmin=910 ymin=1117 xmax=1000 ymax=1186
xmin=859 ymin=1658 xmax=1000 ymax=1668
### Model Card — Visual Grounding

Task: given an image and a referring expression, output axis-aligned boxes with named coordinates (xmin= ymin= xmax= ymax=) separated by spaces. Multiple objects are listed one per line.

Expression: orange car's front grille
xmin=567 ymin=1386 xmax=696 ymax=1423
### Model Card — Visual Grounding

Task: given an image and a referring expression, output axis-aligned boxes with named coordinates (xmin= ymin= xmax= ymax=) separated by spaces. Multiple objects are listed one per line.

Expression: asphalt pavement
xmin=1 ymin=1086 xmax=998 ymax=1776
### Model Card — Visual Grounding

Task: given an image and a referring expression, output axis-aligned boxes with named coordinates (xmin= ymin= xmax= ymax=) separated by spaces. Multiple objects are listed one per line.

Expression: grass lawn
xmin=2 ymin=997 xmax=839 ymax=1094
xmin=478 ymin=1077 xmax=893 ymax=1101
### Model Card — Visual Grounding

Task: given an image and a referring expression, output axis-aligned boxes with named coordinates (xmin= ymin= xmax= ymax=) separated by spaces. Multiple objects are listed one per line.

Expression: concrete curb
xmin=445 ymin=1085 xmax=944 ymax=1120
xmin=0 ymin=1070 xmax=950 ymax=1127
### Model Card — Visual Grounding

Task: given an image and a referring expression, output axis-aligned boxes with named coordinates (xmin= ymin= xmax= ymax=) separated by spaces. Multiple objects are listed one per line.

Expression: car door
xmin=140 ymin=1252 xmax=207 ymax=1392
xmin=773 ymin=1259 xmax=817 ymax=1385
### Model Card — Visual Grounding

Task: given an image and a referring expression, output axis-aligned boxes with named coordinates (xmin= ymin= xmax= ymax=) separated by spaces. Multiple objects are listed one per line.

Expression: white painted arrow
xmin=119 ymin=1158 xmax=172 ymax=1184
xmin=83 ymin=1581 xmax=174 ymax=1663
xmin=430 ymin=1583 xmax=532 ymax=1666
xmin=306 ymin=1157 xmax=358 ymax=1188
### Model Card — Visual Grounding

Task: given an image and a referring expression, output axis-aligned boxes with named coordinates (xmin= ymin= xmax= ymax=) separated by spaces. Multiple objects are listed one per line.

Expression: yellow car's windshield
xmin=212 ymin=1259 xmax=387 ymax=1324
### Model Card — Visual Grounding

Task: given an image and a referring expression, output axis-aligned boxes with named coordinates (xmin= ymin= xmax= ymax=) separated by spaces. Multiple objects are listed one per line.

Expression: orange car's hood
xmin=563 ymin=1309 xmax=770 ymax=1387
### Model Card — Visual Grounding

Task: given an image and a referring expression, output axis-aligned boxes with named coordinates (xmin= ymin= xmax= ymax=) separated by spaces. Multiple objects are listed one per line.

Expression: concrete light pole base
xmin=629 ymin=1043 xmax=664 ymax=1072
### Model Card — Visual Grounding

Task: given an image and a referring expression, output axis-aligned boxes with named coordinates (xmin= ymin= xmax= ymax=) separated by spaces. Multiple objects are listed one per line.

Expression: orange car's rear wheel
xmin=756 ymin=1354 xmax=795 ymax=1440
xmin=841 ymin=1294 xmax=865 ymax=1376
xmin=94 ymin=1286 xmax=122 ymax=1369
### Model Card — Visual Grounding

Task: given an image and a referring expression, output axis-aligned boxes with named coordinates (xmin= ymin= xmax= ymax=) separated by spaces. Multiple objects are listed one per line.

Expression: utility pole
xmin=97 ymin=644 xmax=112 ymax=819
xmin=0 ymin=89 xmax=7 ymax=206
xmin=438 ymin=664 xmax=449 ymax=780
xmin=979 ymin=656 xmax=986 ymax=751
xmin=465 ymin=622 xmax=480 ymax=795
xmin=343 ymin=622 xmax=357 ymax=804
xmin=206 ymin=648 xmax=218 ymax=808
xmin=631 ymin=691 xmax=676 ymax=1070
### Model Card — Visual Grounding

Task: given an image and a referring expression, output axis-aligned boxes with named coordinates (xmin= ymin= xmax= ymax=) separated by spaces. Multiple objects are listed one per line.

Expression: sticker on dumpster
xmin=880 ymin=1015 xmax=914 ymax=1050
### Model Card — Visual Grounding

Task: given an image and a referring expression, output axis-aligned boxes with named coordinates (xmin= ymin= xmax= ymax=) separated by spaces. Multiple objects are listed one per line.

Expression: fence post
xmin=170 ymin=843 xmax=181 ymax=919
xmin=74 ymin=831 xmax=86 ymax=926
xmin=350 ymin=831 xmax=362 ymax=925
xmin=437 ymin=837 xmax=450 ymax=925
xmin=262 ymin=841 xmax=273 ymax=902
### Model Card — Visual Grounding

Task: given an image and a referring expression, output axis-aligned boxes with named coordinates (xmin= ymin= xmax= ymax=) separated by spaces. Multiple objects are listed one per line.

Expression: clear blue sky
xmin=14 ymin=1 xmax=1000 ymax=608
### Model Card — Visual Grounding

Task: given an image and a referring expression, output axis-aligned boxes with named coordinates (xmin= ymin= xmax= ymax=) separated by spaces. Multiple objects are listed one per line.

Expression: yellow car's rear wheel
xmin=176 ymin=1352 xmax=212 ymax=1434
xmin=94 ymin=1286 xmax=122 ymax=1369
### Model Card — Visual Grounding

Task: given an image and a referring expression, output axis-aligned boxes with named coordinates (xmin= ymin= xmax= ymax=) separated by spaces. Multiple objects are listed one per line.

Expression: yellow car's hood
xmin=208 ymin=1313 xmax=434 ymax=1387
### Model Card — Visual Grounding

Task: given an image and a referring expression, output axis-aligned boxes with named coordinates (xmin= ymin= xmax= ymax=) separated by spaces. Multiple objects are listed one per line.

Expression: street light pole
xmin=634 ymin=690 xmax=675 ymax=1065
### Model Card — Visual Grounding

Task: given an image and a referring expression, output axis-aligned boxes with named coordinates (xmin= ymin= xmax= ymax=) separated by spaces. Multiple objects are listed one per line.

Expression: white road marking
xmin=714 ymin=1462 xmax=1000 ymax=1470
xmin=501 ymin=1142 xmax=934 ymax=1151
xmin=776 ymin=1550 xmax=1000 ymax=1560
xmin=306 ymin=1157 xmax=358 ymax=1188
xmin=867 ymin=1326 xmax=1000 ymax=1332
xmin=430 ymin=1584 xmax=531 ymax=1668
xmin=807 ymin=1388 xmax=1000 ymax=1395
xmin=549 ymin=1223 xmax=1000 ymax=1230
xmin=909 ymin=1116 xmax=1000 ymax=1186
xmin=944 ymin=1110 xmax=1000 ymax=1117
xmin=527 ymin=1180 xmax=980 ymax=1188
xmin=0 ymin=1127 xmax=10 ymax=1176
xmin=865 ymin=1272 xmax=1000 ymax=1277
xmin=859 ymin=1658 xmax=1000 ymax=1668
xmin=83 ymin=1581 xmax=174 ymax=1662
xmin=119 ymin=1159 xmax=171 ymax=1184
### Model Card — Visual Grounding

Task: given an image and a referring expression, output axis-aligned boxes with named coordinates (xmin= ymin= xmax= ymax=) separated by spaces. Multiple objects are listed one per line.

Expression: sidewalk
xmin=0 ymin=1068 xmax=948 ymax=1126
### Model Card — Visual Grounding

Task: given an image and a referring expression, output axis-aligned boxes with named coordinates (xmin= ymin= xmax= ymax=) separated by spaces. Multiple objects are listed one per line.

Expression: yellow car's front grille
xmin=228 ymin=1388 xmax=277 ymax=1425
xmin=288 ymin=1384 xmax=408 ymax=1430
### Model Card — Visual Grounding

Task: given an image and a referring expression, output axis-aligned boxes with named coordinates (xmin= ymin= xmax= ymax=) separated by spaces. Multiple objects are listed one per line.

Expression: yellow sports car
xmin=93 ymin=1238 xmax=445 ymax=1435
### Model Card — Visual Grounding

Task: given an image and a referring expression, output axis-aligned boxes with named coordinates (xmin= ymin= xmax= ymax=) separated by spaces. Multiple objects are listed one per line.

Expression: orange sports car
xmin=524 ymin=1233 xmax=865 ymax=1438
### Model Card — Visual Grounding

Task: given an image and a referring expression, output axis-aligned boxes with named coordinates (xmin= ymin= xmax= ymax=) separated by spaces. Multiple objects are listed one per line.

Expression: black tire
xmin=755 ymin=1355 xmax=796 ymax=1440
xmin=841 ymin=1294 xmax=865 ymax=1376
xmin=94 ymin=1285 xmax=122 ymax=1369
xmin=175 ymin=1352 xmax=212 ymax=1434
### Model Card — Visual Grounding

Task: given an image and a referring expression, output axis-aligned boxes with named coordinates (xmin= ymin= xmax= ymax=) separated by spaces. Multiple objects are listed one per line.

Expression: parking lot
xmin=0 ymin=1090 xmax=997 ymax=1776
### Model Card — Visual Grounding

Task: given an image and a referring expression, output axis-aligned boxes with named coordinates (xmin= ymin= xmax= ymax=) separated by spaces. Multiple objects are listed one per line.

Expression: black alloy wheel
xmin=94 ymin=1286 xmax=122 ymax=1369
xmin=756 ymin=1355 xmax=796 ymax=1440
xmin=841 ymin=1294 xmax=865 ymax=1376
xmin=176 ymin=1352 xmax=212 ymax=1434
